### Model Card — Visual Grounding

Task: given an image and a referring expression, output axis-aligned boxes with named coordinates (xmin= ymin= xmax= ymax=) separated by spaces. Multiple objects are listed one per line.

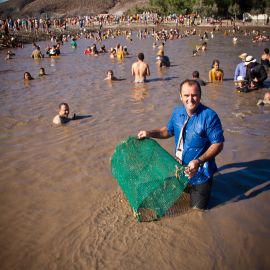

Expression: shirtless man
xmin=131 ymin=52 xmax=150 ymax=83
xmin=53 ymin=103 xmax=75 ymax=125
xmin=31 ymin=46 xmax=43 ymax=59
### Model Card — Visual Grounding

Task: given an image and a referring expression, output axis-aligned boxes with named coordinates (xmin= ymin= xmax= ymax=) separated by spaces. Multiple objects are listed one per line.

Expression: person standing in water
xmin=137 ymin=80 xmax=224 ymax=210
xmin=209 ymin=59 xmax=224 ymax=83
xmin=131 ymin=52 xmax=150 ymax=83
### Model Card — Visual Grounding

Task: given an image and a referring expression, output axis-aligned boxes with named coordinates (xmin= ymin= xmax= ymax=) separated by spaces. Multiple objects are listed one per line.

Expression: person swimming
xmin=52 ymin=103 xmax=76 ymax=125
xmin=39 ymin=67 xmax=46 ymax=77
xmin=257 ymin=92 xmax=270 ymax=105
xmin=24 ymin=72 xmax=34 ymax=81
xmin=104 ymin=70 xmax=118 ymax=81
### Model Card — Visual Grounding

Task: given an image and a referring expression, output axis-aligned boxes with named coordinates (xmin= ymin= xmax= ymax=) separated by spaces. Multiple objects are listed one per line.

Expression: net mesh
xmin=111 ymin=136 xmax=189 ymax=222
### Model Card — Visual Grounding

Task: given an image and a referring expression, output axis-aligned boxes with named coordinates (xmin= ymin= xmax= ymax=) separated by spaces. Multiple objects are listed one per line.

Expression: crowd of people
xmin=12 ymin=23 xmax=268 ymax=113
xmin=0 ymin=13 xmax=229 ymax=35
xmin=2 ymin=19 xmax=269 ymax=212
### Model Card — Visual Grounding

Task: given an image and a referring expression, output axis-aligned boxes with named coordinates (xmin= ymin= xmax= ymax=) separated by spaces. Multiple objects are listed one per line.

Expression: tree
xmin=212 ymin=3 xmax=219 ymax=17
xmin=228 ymin=3 xmax=241 ymax=20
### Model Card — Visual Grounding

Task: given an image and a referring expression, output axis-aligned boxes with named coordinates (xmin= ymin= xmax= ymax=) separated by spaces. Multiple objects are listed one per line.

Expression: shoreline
xmin=1 ymin=21 xmax=269 ymax=49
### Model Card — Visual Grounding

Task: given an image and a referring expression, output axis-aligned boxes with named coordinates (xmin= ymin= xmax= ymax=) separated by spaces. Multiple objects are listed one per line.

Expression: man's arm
xmin=185 ymin=142 xmax=224 ymax=179
xmin=137 ymin=126 xmax=172 ymax=139
xmin=234 ymin=64 xmax=240 ymax=81
xmin=131 ymin=63 xmax=135 ymax=76
xmin=146 ymin=64 xmax=150 ymax=76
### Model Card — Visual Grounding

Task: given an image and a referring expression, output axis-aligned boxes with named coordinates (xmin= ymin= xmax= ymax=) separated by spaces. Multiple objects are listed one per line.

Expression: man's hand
xmin=137 ymin=130 xmax=148 ymax=139
xmin=184 ymin=159 xmax=200 ymax=179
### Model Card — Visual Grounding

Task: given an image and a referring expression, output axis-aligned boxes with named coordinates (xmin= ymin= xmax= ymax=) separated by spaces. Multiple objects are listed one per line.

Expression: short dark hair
xmin=59 ymin=102 xmax=69 ymax=109
xmin=264 ymin=48 xmax=269 ymax=54
xmin=179 ymin=79 xmax=201 ymax=97
xmin=192 ymin=71 xmax=199 ymax=78
xmin=138 ymin=52 xmax=144 ymax=61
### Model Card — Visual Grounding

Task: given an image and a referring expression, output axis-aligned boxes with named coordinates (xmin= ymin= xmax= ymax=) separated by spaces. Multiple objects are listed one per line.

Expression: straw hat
xmin=239 ymin=53 xmax=247 ymax=60
xmin=244 ymin=55 xmax=256 ymax=65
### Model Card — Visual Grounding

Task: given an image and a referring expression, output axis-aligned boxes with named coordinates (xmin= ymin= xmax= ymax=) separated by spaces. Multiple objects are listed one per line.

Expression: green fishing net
xmin=111 ymin=136 xmax=189 ymax=222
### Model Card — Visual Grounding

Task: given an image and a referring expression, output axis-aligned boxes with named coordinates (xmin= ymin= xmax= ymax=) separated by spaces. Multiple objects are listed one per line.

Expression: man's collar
xmin=181 ymin=103 xmax=203 ymax=116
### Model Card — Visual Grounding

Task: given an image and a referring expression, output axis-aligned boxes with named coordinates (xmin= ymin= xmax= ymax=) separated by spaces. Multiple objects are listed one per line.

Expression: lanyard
xmin=175 ymin=116 xmax=190 ymax=164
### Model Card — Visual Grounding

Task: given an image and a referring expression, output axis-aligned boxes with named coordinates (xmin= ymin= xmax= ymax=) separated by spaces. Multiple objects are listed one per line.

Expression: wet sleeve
xmin=206 ymin=113 xmax=224 ymax=144
xmin=234 ymin=63 xmax=240 ymax=81
xmin=167 ymin=111 xmax=175 ymax=136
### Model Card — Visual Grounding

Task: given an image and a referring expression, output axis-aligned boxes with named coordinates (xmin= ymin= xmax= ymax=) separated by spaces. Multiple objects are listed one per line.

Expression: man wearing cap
xmin=234 ymin=53 xmax=247 ymax=81
xmin=245 ymin=55 xmax=267 ymax=89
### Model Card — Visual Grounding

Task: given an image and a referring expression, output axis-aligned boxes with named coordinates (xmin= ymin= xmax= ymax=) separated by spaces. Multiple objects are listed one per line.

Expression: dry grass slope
xmin=0 ymin=0 xmax=149 ymax=17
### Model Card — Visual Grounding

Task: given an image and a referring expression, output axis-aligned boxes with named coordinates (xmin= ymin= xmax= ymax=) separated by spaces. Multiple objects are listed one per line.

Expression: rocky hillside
xmin=0 ymin=0 xmax=149 ymax=18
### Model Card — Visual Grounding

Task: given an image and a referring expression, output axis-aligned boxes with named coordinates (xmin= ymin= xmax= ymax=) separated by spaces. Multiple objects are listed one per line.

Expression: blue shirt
xmin=167 ymin=104 xmax=224 ymax=185
xmin=234 ymin=62 xmax=247 ymax=81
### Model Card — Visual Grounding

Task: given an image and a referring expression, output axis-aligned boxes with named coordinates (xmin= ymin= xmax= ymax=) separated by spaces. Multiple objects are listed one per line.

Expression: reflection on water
xmin=131 ymin=83 xmax=149 ymax=102
xmin=0 ymin=30 xmax=270 ymax=270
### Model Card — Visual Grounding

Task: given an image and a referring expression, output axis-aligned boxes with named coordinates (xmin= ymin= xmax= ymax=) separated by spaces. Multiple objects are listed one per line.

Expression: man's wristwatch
xmin=196 ymin=158 xmax=203 ymax=167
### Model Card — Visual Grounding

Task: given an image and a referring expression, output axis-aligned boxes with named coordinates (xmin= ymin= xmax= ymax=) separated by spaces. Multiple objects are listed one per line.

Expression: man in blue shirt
xmin=234 ymin=53 xmax=247 ymax=81
xmin=137 ymin=79 xmax=224 ymax=210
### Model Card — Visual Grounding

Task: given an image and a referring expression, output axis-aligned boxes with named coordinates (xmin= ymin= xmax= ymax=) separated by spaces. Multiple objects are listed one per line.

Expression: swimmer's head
xmin=107 ymin=70 xmax=113 ymax=76
xmin=264 ymin=92 xmax=270 ymax=101
xmin=39 ymin=67 xmax=46 ymax=76
xmin=106 ymin=70 xmax=114 ymax=80
xmin=192 ymin=71 xmax=199 ymax=78
xmin=58 ymin=103 xmax=69 ymax=118
xmin=137 ymin=52 xmax=144 ymax=61
xmin=24 ymin=72 xmax=33 ymax=81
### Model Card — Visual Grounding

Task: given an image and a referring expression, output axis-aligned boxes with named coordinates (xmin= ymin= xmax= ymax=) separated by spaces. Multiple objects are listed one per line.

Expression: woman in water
xmin=23 ymin=72 xmax=34 ymax=81
xmin=209 ymin=59 xmax=224 ymax=83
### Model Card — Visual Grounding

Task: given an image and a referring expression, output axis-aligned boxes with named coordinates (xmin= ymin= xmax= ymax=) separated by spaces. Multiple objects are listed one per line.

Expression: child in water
xmin=235 ymin=76 xmax=249 ymax=92
xmin=39 ymin=67 xmax=46 ymax=77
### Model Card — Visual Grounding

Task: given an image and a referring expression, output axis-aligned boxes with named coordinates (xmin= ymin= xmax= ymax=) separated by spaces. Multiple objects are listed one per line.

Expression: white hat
xmin=239 ymin=53 xmax=247 ymax=59
xmin=244 ymin=55 xmax=256 ymax=65
xmin=236 ymin=75 xmax=246 ymax=82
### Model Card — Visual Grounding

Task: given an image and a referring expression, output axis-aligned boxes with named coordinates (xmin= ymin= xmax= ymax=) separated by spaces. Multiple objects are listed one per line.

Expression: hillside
xmin=0 ymin=0 xmax=149 ymax=18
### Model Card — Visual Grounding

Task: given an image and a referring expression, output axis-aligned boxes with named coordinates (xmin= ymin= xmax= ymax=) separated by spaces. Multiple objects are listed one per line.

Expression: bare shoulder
xmin=52 ymin=115 xmax=61 ymax=125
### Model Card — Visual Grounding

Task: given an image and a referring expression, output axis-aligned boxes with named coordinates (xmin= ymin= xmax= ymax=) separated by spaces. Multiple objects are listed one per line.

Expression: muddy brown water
xmin=0 ymin=30 xmax=270 ymax=270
